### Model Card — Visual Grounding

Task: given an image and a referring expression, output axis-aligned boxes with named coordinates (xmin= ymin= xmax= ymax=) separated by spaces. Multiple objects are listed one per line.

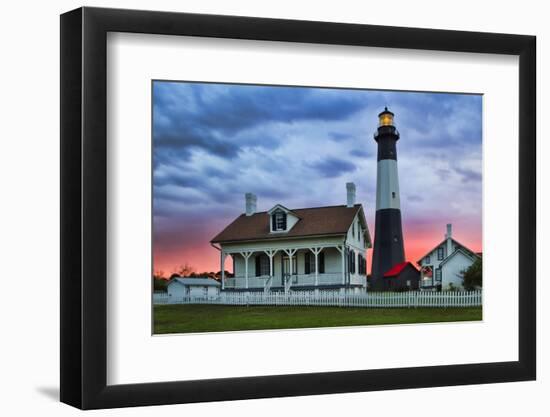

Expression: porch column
xmin=314 ymin=251 xmax=319 ymax=286
xmin=220 ymin=251 xmax=227 ymax=290
xmin=240 ymin=251 xmax=253 ymax=289
xmin=283 ymin=248 xmax=297 ymax=294
xmin=264 ymin=249 xmax=278 ymax=278
xmin=310 ymin=247 xmax=322 ymax=287
xmin=342 ymin=248 xmax=346 ymax=285
xmin=336 ymin=245 xmax=346 ymax=285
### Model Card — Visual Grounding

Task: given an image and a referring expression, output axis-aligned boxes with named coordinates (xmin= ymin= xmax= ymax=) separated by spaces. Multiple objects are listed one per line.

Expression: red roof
xmin=384 ymin=261 xmax=417 ymax=277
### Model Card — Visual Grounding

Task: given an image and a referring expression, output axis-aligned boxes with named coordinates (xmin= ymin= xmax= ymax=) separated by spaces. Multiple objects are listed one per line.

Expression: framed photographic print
xmin=60 ymin=6 xmax=536 ymax=409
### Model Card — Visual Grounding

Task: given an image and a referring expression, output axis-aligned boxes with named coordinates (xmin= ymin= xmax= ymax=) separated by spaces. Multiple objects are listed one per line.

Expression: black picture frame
xmin=60 ymin=6 xmax=536 ymax=410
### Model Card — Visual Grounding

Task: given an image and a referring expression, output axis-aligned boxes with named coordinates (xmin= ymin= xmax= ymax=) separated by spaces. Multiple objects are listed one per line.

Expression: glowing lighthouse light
xmin=378 ymin=107 xmax=394 ymax=126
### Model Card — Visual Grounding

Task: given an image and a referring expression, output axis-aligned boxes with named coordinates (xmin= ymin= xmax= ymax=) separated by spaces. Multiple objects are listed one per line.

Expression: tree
xmin=152 ymin=270 xmax=168 ymax=292
xmin=153 ymin=277 xmax=168 ymax=292
xmin=153 ymin=270 xmax=165 ymax=280
xmin=462 ymin=258 xmax=482 ymax=290
xmin=174 ymin=263 xmax=195 ymax=277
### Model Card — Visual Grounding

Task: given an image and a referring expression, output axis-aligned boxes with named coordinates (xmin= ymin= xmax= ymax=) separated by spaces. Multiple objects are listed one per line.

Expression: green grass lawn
xmin=153 ymin=304 xmax=482 ymax=334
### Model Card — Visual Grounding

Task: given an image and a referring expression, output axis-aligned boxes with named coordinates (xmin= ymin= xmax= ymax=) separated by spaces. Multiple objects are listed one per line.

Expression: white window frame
xmin=274 ymin=211 xmax=285 ymax=231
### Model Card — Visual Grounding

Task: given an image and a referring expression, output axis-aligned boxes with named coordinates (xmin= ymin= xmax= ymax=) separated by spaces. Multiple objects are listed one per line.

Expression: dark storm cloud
xmin=152 ymin=81 xmax=483 ymax=274
xmin=152 ymin=82 xmax=482 ymax=243
xmin=309 ymin=157 xmax=357 ymax=178
xmin=153 ymin=82 xmax=366 ymax=160
xmin=152 ymin=82 xmax=374 ymax=199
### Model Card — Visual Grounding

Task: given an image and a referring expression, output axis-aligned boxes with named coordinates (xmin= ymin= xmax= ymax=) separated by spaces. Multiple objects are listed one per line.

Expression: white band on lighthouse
xmin=375 ymin=159 xmax=401 ymax=211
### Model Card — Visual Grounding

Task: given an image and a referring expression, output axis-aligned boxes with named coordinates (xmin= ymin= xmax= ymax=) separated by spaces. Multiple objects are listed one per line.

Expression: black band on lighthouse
xmin=371 ymin=208 xmax=405 ymax=288
xmin=374 ymin=125 xmax=399 ymax=162
xmin=377 ymin=136 xmax=398 ymax=161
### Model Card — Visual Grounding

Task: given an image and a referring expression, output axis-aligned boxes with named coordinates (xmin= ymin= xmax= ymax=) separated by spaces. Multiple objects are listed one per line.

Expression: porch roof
xmin=211 ymin=204 xmax=364 ymax=244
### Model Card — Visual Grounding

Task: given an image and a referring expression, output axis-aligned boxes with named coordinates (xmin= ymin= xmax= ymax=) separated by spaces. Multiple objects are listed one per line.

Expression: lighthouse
xmin=371 ymin=107 xmax=405 ymax=290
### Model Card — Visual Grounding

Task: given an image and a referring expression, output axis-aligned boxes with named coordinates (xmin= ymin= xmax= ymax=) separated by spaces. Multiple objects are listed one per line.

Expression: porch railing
xmin=224 ymin=275 xmax=270 ymax=289
xmin=224 ymin=273 xmax=366 ymax=288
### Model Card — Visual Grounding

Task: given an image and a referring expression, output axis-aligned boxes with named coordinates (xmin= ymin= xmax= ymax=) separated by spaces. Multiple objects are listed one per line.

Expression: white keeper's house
xmin=417 ymin=224 xmax=481 ymax=291
xmin=210 ymin=183 xmax=371 ymax=293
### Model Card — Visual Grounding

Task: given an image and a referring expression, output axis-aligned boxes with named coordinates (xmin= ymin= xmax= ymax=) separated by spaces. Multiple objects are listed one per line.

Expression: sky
xmin=152 ymin=81 xmax=482 ymax=276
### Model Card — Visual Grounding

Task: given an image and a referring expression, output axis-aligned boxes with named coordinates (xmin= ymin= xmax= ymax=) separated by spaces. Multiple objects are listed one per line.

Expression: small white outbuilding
xmin=167 ymin=277 xmax=221 ymax=302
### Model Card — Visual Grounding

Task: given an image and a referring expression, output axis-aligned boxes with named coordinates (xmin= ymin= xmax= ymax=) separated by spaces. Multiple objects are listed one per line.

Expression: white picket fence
xmin=154 ymin=290 xmax=482 ymax=308
xmin=153 ymin=292 xmax=170 ymax=304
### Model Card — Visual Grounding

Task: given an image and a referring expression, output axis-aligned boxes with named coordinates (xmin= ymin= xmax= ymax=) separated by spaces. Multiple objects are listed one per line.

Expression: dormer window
xmin=272 ymin=210 xmax=287 ymax=232
xmin=267 ymin=204 xmax=298 ymax=233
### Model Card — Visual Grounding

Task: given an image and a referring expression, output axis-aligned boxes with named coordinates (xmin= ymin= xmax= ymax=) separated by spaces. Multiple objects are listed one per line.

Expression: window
xmin=272 ymin=210 xmax=287 ymax=231
xmin=304 ymin=252 xmax=316 ymax=274
xmin=352 ymin=222 xmax=355 ymax=238
xmin=203 ymin=286 xmax=208 ymax=297
xmin=437 ymin=246 xmax=445 ymax=260
xmin=275 ymin=212 xmax=285 ymax=230
xmin=318 ymin=251 xmax=325 ymax=273
xmin=282 ymin=256 xmax=297 ymax=276
xmin=255 ymin=255 xmax=270 ymax=276
xmin=424 ymin=255 xmax=431 ymax=264
xmin=358 ymin=254 xmax=367 ymax=275
xmin=348 ymin=250 xmax=356 ymax=274
xmin=392 ymin=191 xmax=396 ymax=199
xmin=435 ymin=268 xmax=442 ymax=281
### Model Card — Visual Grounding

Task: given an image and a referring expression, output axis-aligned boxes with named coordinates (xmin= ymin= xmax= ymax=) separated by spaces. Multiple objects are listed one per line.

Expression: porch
xmin=219 ymin=244 xmax=367 ymax=292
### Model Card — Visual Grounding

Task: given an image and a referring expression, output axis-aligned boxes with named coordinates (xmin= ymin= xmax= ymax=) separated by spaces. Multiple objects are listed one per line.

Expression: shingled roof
xmin=211 ymin=204 xmax=366 ymax=244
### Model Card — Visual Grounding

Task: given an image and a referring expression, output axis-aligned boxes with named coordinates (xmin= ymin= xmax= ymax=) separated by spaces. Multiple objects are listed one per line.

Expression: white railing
xmin=284 ymin=276 xmax=293 ymax=293
xmin=291 ymin=273 xmax=344 ymax=286
xmin=225 ymin=273 xmax=363 ymax=288
xmin=224 ymin=276 xmax=269 ymax=289
xmin=264 ymin=276 xmax=273 ymax=293
xmin=350 ymin=275 xmax=367 ymax=286
xmin=157 ymin=290 xmax=482 ymax=308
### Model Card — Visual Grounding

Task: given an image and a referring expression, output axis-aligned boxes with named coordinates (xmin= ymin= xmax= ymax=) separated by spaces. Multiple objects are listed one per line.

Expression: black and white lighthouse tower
xmin=371 ymin=107 xmax=405 ymax=289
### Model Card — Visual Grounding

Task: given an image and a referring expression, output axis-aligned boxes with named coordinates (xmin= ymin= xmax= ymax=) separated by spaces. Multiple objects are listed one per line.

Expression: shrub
xmin=463 ymin=258 xmax=482 ymax=290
